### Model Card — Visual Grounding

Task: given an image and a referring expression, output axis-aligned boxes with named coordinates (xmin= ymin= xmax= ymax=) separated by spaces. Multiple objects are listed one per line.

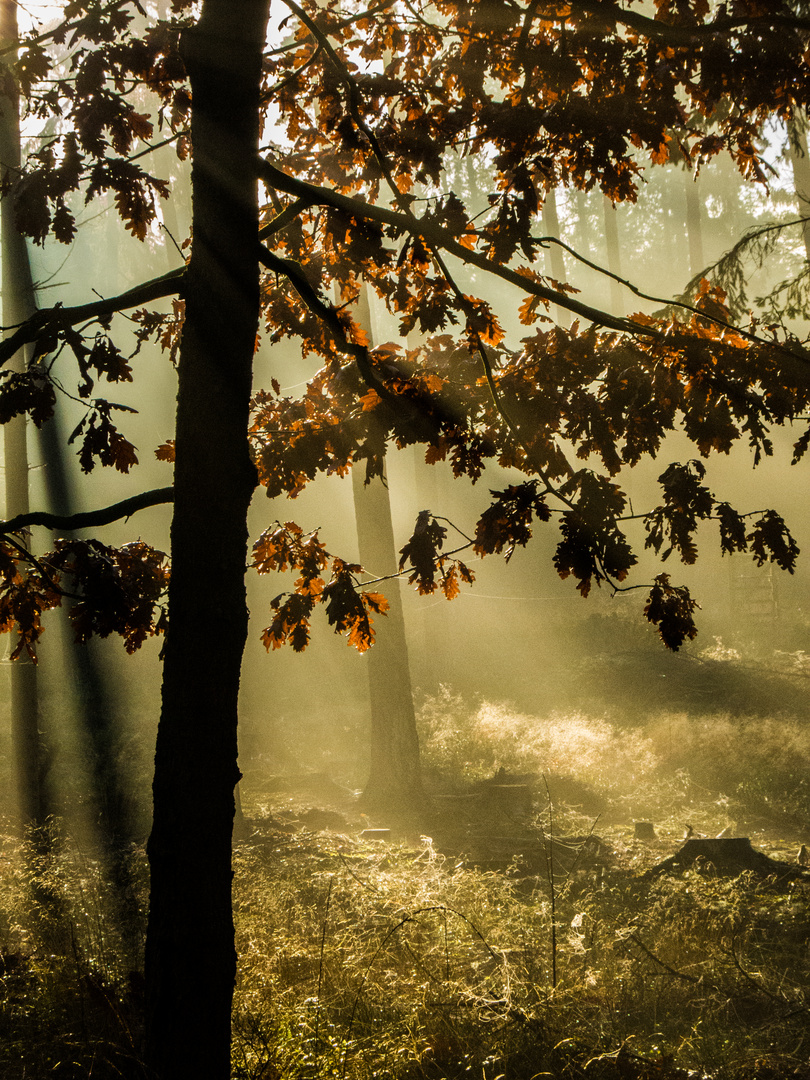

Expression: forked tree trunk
xmin=145 ymin=1 xmax=270 ymax=1076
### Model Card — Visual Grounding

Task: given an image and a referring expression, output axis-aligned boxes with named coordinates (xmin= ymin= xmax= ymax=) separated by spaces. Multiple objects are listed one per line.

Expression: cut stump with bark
xmin=651 ymin=837 xmax=805 ymax=878
xmin=481 ymin=784 xmax=534 ymax=817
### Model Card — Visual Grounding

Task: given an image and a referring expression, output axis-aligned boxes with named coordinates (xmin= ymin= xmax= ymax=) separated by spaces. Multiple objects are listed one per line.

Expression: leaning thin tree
xmin=1 ymin=2 xmax=810 ymax=1076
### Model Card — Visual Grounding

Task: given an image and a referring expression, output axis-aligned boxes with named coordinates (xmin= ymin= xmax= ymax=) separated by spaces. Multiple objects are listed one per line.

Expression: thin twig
xmin=627 ymin=932 xmax=701 ymax=984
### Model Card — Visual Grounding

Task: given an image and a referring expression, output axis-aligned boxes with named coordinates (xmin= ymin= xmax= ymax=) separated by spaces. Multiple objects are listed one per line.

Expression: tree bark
xmin=351 ymin=288 xmax=424 ymax=815
xmin=0 ymin=0 xmax=46 ymax=829
xmin=683 ymin=171 xmax=705 ymax=278
xmin=410 ymin=442 xmax=442 ymax=694
xmin=352 ymin=455 xmax=424 ymax=815
xmin=542 ymin=189 xmax=567 ymax=325
xmin=144 ymin=1 xmax=269 ymax=1076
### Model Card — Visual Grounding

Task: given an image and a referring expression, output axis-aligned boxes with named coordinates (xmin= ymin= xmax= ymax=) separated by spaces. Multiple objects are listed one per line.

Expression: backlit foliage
xmin=1 ymin=0 xmax=810 ymax=653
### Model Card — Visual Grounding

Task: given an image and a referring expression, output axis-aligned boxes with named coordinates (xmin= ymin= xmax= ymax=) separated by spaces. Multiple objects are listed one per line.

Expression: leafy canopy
xmin=1 ymin=0 xmax=810 ymax=655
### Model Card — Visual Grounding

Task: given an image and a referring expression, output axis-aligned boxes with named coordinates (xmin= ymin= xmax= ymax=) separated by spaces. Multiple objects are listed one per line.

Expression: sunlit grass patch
xmin=418 ymin=689 xmax=810 ymax=835
xmin=230 ymin=814 xmax=810 ymax=1080
xmin=1 ymin=689 xmax=810 ymax=1079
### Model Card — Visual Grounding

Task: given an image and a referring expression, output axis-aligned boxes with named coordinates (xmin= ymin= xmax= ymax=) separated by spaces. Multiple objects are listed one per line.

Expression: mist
xmin=2 ymin=5 xmax=810 ymax=1075
xmin=2 ymin=125 xmax=808 ymax=832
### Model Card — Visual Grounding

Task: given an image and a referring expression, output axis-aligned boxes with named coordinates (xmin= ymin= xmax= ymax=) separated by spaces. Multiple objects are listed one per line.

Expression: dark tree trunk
xmin=144 ymin=1 xmax=269 ymax=1076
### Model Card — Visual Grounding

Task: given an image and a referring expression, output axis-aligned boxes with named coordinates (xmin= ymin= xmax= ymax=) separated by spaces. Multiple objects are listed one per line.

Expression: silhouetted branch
xmin=0 ymin=486 xmax=174 ymax=535
xmin=570 ymin=1 xmax=810 ymax=46
xmin=0 ymin=268 xmax=185 ymax=369
xmin=257 ymin=157 xmax=640 ymax=335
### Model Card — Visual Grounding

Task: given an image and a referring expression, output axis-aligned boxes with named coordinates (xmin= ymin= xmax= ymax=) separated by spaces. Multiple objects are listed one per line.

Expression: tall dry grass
xmin=418 ymin=687 xmax=810 ymax=833
xmin=0 ymin=687 xmax=809 ymax=1079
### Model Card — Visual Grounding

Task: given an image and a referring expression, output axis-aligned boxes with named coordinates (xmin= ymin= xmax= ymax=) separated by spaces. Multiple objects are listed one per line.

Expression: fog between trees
xmin=3 ymin=4 xmax=810 ymax=1077
xmin=2 ymin=119 xmax=808 ymax=827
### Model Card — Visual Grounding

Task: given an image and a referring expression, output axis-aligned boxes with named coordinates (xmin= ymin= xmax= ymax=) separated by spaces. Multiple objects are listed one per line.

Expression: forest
xmin=1 ymin=0 xmax=810 ymax=1077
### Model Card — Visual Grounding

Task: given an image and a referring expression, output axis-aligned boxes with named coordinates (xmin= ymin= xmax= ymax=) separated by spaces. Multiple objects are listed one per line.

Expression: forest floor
xmin=2 ymin=706 xmax=810 ymax=1080
xmin=224 ymin=768 xmax=810 ymax=1080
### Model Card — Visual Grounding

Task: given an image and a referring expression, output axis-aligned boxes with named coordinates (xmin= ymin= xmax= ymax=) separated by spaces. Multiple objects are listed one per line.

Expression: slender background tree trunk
xmin=788 ymin=118 xmax=810 ymax=261
xmin=39 ymin=413 xmax=145 ymax=960
xmin=684 ymin=172 xmax=705 ymax=278
xmin=352 ymin=454 xmax=424 ymax=813
xmin=542 ymin=189 xmax=567 ymax=325
xmin=3 ymin=0 xmax=140 ymax=953
xmin=0 ymin=0 xmax=46 ymax=829
xmin=352 ymin=287 xmax=424 ymax=814
xmin=145 ymin=1 xmax=270 ymax=1075
xmin=603 ymin=196 xmax=624 ymax=315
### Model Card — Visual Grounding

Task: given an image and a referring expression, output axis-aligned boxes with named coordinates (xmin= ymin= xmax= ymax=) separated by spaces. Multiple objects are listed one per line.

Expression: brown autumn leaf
xmin=154 ymin=440 xmax=176 ymax=462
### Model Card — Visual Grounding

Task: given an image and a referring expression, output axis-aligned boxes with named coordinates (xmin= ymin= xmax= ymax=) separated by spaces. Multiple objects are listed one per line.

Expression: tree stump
xmin=651 ymin=837 xmax=798 ymax=877
xmin=633 ymin=822 xmax=656 ymax=840
xmin=481 ymin=784 xmax=533 ymax=817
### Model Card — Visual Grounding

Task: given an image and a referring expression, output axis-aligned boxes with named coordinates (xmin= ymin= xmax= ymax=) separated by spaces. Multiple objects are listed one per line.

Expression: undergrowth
xmin=0 ymin=824 xmax=147 ymax=1078
xmin=417 ymin=688 xmax=810 ymax=830
xmin=0 ymin=700 xmax=809 ymax=1078
xmin=229 ymin=821 xmax=810 ymax=1080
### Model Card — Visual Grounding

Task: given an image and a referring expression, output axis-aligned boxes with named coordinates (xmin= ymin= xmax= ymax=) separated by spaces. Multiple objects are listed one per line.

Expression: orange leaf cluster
xmin=253 ymin=524 xmax=391 ymax=653
xmin=4 ymin=0 xmax=810 ymax=655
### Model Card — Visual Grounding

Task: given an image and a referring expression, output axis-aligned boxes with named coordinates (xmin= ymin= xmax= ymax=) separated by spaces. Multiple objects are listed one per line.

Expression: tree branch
xmin=0 ymin=0 xmax=136 ymax=60
xmin=0 ymin=267 xmax=185 ymax=369
xmin=534 ymin=232 xmax=794 ymax=345
xmin=259 ymin=157 xmax=810 ymax=384
xmin=570 ymin=0 xmax=810 ymax=47
xmin=0 ymin=486 xmax=174 ymax=535
xmin=258 ymin=243 xmax=445 ymax=438
xmin=258 ymin=156 xmax=642 ymax=335
xmin=264 ymin=0 xmax=398 ymax=57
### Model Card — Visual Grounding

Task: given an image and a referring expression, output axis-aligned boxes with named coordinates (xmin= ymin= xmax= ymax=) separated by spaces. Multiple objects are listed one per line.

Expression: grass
xmin=1 ymin=694 xmax=809 ymax=1079
xmin=227 ymin=813 xmax=810 ymax=1080
xmin=228 ymin=694 xmax=810 ymax=1080
xmin=416 ymin=684 xmax=810 ymax=830
xmin=0 ymin=825 xmax=147 ymax=1078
